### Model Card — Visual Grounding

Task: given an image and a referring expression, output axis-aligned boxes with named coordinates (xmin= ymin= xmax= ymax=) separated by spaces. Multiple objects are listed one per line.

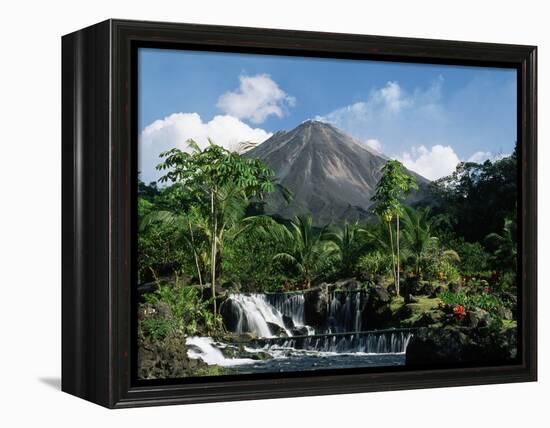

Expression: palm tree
xmin=401 ymin=206 xmax=437 ymax=277
xmin=325 ymin=221 xmax=367 ymax=277
xmin=485 ymin=218 xmax=517 ymax=270
xmin=264 ymin=215 xmax=335 ymax=289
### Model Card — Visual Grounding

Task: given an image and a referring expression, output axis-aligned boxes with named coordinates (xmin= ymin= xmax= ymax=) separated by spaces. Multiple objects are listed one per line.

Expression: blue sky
xmin=138 ymin=47 xmax=517 ymax=184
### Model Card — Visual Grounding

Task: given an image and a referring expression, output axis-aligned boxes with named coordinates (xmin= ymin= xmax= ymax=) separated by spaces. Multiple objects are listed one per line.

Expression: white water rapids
xmin=187 ymin=293 xmax=413 ymax=372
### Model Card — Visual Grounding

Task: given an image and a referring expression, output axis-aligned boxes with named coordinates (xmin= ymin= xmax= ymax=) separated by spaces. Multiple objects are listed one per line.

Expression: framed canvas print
xmin=62 ymin=19 xmax=537 ymax=408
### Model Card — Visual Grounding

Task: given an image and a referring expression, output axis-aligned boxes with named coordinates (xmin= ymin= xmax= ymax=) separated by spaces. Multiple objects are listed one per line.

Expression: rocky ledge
xmin=406 ymin=325 xmax=517 ymax=366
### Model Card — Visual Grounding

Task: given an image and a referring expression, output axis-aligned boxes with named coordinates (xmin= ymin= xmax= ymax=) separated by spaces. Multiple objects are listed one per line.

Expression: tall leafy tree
xmin=371 ymin=160 xmax=418 ymax=295
xmin=157 ymin=139 xmax=276 ymax=313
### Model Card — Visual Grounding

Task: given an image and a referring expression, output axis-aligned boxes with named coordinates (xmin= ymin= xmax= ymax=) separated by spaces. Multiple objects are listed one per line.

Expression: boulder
xmin=465 ymin=308 xmax=490 ymax=328
xmin=414 ymin=310 xmax=443 ymax=327
xmin=403 ymin=277 xmax=421 ymax=296
xmin=406 ymin=325 xmax=517 ymax=366
xmin=282 ymin=314 xmax=295 ymax=329
xmin=291 ymin=326 xmax=311 ymax=336
xmin=421 ymin=282 xmax=435 ymax=296
xmin=154 ymin=301 xmax=172 ymax=319
xmin=335 ymin=278 xmax=361 ymax=291
xmin=266 ymin=322 xmax=289 ymax=337
xmin=369 ymin=285 xmax=391 ymax=305
xmin=496 ymin=306 xmax=514 ymax=320
xmin=304 ymin=286 xmax=329 ymax=328
xmin=361 ymin=286 xmax=393 ymax=329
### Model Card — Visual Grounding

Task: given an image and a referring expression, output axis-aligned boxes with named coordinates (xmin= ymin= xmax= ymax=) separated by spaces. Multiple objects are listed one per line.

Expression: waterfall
xmin=327 ymin=290 xmax=366 ymax=333
xmin=263 ymin=331 xmax=413 ymax=354
xmin=221 ymin=293 xmax=292 ymax=338
xmin=266 ymin=293 xmax=306 ymax=327
xmin=186 ymin=336 xmax=256 ymax=366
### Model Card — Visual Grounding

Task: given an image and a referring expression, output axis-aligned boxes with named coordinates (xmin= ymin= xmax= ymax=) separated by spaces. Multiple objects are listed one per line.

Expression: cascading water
xmin=266 ymin=293 xmax=306 ymax=327
xmin=199 ymin=290 xmax=414 ymax=373
xmin=326 ymin=290 xmax=366 ymax=333
xmin=261 ymin=331 xmax=413 ymax=354
xmin=220 ymin=293 xmax=292 ymax=338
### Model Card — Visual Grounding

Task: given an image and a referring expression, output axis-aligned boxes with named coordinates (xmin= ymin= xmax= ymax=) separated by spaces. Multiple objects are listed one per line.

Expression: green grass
xmin=389 ymin=295 xmax=442 ymax=327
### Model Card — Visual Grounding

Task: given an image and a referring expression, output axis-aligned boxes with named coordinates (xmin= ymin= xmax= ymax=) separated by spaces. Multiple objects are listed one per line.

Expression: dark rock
xmin=421 ymin=282 xmax=435 ymax=296
xmin=266 ymin=322 xmax=289 ymax=337
xmin=395 ymin=304 xmax=414 ymax=320
xmin=496 ymin=306 xmax=514 ymax=320
xmin=403 ymin=277 xmax=421 ymax=296
xmin=222 ymin=281 xmax=241 ymax=292
xmin=154 ymin=301 xmax=172 ymax=319
xmin=369 ymin=286 xmax=391 ymax=305
xmin=465 ymin=308 xmax=490 ymax=328
xmin=282 ymin=314 xmax=295 ymax=329
xmin=360 ymin=286 xmax=393 ymax=329
xmin=406 ymin=326 xmax=517 ymax=366
xmin=219 ymin=298 xmax=240 ymax=332
xmin=335 ymin=278 xmax=361 ymax=290
xmin=291 ymin=326 xmax=311 ymax=336
xmin=304 ymin=286 xmax=328 ymax=328
xmin=414 ymin=310 xmax=443 ymax=327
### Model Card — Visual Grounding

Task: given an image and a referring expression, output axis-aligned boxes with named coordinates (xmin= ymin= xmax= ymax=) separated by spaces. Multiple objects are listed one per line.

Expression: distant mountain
xmin=246 ymin=120 xmax=431 ymax=225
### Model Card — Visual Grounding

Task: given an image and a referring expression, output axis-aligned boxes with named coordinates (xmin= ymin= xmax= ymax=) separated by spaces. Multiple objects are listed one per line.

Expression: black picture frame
xmin=61 ymin=19 xmax=537 ymax=408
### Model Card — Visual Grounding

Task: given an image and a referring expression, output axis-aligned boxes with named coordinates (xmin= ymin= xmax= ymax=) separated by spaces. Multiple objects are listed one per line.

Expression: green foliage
xmin=431 ymin=151 xmax=517 ymax=244
xmin=155 ymin=139 xmax=280 ymax=313
xmin=449 ymin=239 xmax=490 ymax=274
xmin=371 ymin=160 xmax=418 ymax=218
xmin=138 ymin=198 xmax=189 ymax=283
xmin=260 ymin=215 xmax=336 ymax=288
xmin=485 ymin=217 xmax=517 ymax=271
xmin=401 ymin=206 xmax=437 ymax=276
xmin=221 ymin=221 xmax=294 ymax=292
xmin=141 ymin=317 xmax=175 ymax=340
xmin=144 ymin=284 xmax=223 ymax=336
xmin=424 ymin=258 xmax=460 ymax=282
xmin=371 ymin=159 xmax=418 ymax=295
xmin=356 ymin=251 xmax=392 ymax=280
xmin=440 ymin=290 xmax=509 ymax=316
xmin=325 ymin=222 xmax=368 ymax=277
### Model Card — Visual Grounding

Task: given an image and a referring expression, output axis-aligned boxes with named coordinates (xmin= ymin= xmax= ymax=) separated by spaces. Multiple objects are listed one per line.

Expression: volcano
xmin=246 ymin=120 xmax=430 ymax=225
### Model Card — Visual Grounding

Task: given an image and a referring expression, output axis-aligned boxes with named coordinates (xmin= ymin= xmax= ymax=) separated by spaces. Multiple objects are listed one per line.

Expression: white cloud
xmin=375 ymin=81 xmax=411 ymax=112
xmin=316 ymin=78 xmax=444 ymax=136
xmin=395 ymin=145 xmax=461 ymax=180
xmin=139 ymin=113 xmax=272 ymax=184
xmin=365 ymin=138 xmax=383 ymax=152
xmin=217 ymin=74 xmax=295 ymax=124
xmin=467 ymin=151 xmax=509 ymax=163
xmin=467 ymin=151 xmax=492 ymax=163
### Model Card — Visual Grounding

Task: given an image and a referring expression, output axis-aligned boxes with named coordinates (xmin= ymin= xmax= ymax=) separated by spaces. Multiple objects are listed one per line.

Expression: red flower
xmin=453 ymin=304 xmax=466 ymax=320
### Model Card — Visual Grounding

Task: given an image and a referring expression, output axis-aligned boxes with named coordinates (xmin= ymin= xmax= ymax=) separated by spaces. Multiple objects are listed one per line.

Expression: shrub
xmin=144 ymin=283 xmax=223 ymax=336
xmin=423 ymin=258 xmax=460 ymax=283
xmin=440 ymin=290 xmax=509 ymax=316
xmin=141 ymin=317 xmax=175 ymax=340
xmin=451 ymin=239 xmax=491 ymax=274
xmin=356 ymin=251 xmax=391 ymax=280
